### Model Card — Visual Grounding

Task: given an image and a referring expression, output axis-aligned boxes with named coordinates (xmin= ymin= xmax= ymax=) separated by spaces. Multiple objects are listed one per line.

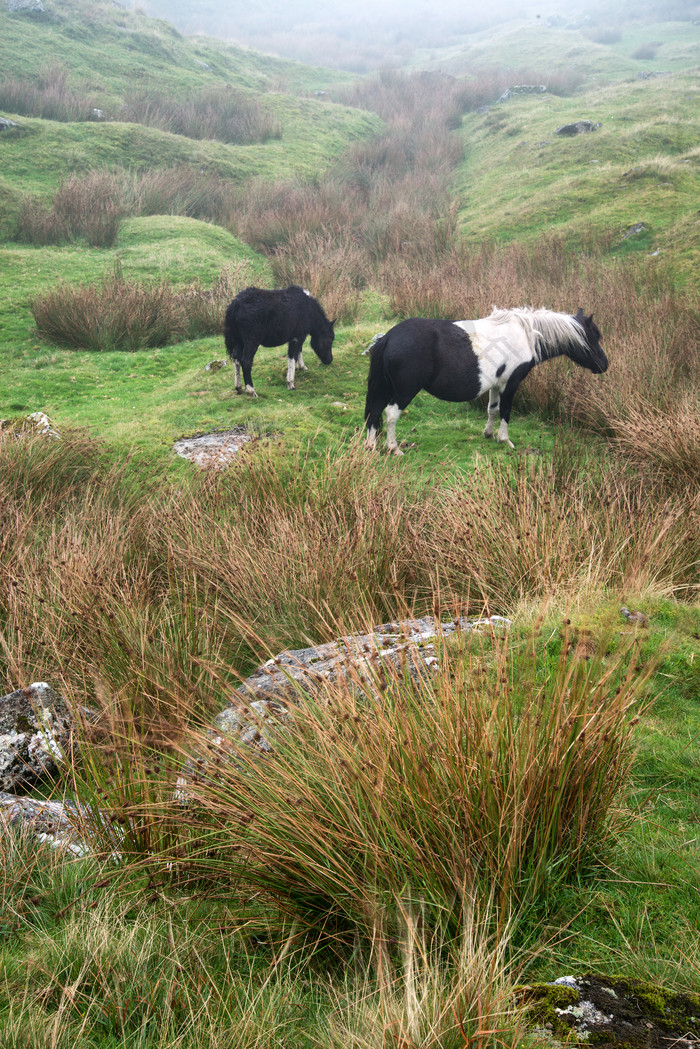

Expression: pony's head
xmin=311 ymin=316 xmax=335 ymax=364
xmin=570 ymin=309 xmax=608 ymax=373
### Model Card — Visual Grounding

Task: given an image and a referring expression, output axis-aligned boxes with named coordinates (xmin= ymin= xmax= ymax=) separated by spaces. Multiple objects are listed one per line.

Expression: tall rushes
xmin=2 ymin=435 xmax=697 ymax=704
xmin=29 ymin=262 xmax=246 ymax=349
xmin=322 ymin=901 xmax=522 ymax=1049
xmin=181 ymin=619 xmax=646 ymax=941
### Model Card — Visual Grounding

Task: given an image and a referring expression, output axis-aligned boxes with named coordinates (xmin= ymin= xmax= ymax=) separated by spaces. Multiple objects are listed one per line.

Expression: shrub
xmin=181 ymin=617 xmax=646 ymax=940
xmin=632 ymin=43 xmax=660 ymax=60
xmin=29 ymin=263 xmax=248 ymax=350
xmin=0 ymin=65 xmax=104 ymax=122
xmin=14 ymin=166 xmax=240 ymax=246
xmin=122 ymin=85 xmax=282 ymax=144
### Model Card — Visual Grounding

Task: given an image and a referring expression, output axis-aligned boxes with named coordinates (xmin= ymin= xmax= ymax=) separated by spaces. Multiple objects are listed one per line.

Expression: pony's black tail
xmin=364 ymin=334 xmax=391 ymax=433
xmin=223 ymin=301 xmax=238 ymax=361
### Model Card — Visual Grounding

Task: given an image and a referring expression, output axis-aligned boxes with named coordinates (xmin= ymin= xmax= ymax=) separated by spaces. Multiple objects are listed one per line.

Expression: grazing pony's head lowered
xmin=490 ymin=306 xmax=608 ymax=374
xmin=309 ymin=311 xmax=335 ymax=365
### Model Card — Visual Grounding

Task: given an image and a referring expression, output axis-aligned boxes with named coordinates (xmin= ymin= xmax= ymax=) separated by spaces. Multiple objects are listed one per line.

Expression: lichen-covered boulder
xmin=213 ymin=615 xmax=511 ymax=751
xmin=0 ymin=682 xmax=70 ymax=792
xmin=7 ymin=0 xmax=45 ymax=12
xmin=555 ymin=119 xmax=601 ymax=136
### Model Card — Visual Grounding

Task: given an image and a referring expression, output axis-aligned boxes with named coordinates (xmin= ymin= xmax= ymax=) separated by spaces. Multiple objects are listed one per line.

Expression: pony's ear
xmin=575 ymin=307 xmax=584 ymax=320
xmin=330 ymin=319 xmax=336 ymax=327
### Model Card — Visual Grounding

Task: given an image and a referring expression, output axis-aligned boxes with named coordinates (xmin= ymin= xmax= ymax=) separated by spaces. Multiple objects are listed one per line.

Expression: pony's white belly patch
xmin=453 ymin=320 xmax=532 ymax=391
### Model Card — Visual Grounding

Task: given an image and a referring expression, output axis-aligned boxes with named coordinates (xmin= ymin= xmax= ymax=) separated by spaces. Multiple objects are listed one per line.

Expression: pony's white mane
xmin=489 ymin=306 xmax=587 ymax=361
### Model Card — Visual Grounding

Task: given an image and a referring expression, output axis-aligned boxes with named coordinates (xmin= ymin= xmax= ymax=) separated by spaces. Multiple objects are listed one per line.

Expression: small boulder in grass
xmin=0 ymin=683 xmax=72 ymax=792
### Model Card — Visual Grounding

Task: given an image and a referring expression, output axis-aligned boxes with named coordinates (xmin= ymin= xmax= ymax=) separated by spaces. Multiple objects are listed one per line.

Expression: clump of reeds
xmin=122 ymin=85 xmax=282 ymax=144
xmin=0 ymin=65 xmax=104 ymax=123
xmin=28 ymin=261 xmax=248 ymax=350
xmin=176 ymin=615 xmax=647 ymax=943
xmin=17 ymin=170 xmax=126 ymax=248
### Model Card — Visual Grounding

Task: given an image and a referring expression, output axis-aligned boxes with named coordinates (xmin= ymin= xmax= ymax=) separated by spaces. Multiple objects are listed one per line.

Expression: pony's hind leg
xmin=297 ymin=351 xmax=308 ymax=371
xmin=239 ymin=348 xmax=257 ymax=396
xmin=385 ymin=403 xmax=403 ymax=456
xmin=364 ymin=397 xmax=385 ymax=451
xmin=286 ymin=356 xmax=296 ymax=390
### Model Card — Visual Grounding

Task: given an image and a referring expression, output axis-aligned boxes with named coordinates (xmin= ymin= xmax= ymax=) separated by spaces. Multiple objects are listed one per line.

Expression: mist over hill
xmin=141 ymin=0 xmax=700 ymax=70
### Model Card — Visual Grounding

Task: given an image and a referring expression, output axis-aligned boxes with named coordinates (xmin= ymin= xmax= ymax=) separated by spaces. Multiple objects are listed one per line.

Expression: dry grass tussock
xmin=0 ymin=432 xmax=685 ymax=961
xmin=29 ymin=261 xmax=248 ymax=350
xmin=0 ymin=65 xmax=103 ymax=123
xmin=122 ymin=84 xmax=282 ymax=145
xmin=179 ymin=617 xmax=646 ymax=940
xmin=1 ymin=433 xmax=695 ymax=705
xmin=0 ymin=828 xmax=527 ymax=1049
xmin=15 ymin=166 xmax=240 ymax=247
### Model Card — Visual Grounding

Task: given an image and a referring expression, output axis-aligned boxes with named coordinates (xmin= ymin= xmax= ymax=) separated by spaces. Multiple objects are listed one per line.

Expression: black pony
xmin=365 ymin=307 xmax=607 ymax=454
xmin=224 ymin=285 xmax=335 ymax=396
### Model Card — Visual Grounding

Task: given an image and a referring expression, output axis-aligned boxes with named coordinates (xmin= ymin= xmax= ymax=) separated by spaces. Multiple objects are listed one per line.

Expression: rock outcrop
xmin=555 ymin=120 xmax=601 ymax=136
xmin=213 ymin=615 xmax=511 ymax=752
xmin=7 ymin=0 xmax=44 ymax=12
xmin=0 ymin=682 xmax=71 ymax=792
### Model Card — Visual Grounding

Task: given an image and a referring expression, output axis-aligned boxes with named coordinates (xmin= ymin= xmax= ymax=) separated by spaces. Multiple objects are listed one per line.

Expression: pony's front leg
xmin=234 ymin=359 xmax=243 ymax=394
xmin=483 ymin=391 xmax=500 ymax=439
xmin=286 ymin=340 xmax=302 ymax=390
xmin=385 ymin=403 xmax=404 ymax=456
xmin=496 ymin=419 xmax=514 ymax=449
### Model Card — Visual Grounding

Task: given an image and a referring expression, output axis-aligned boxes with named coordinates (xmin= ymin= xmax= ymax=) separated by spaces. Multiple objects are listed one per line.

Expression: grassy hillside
xmin=455 ymin=70 xmax=700 ymax=277
xmin=417 ymin=18 xmax=700 ymax=81
xmin=1 ymin=0 xmax=355 ymax=96
xmin=0 ymin=5 xmax=699 ymax=1048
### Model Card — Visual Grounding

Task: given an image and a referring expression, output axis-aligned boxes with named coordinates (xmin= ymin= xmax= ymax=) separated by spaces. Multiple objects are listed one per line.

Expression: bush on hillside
xmin=122 ymin=85 xmax=282 ymax=144
xmin=29 ymin=263 xmax=247 ymax=350
xmin=0 ymin=65 xmax=105 ymax=123
xmin=14 ymin=166 xmax=239 ymax=247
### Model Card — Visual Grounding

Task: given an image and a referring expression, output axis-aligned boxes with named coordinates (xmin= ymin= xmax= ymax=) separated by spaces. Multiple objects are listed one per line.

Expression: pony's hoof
xmin=497 ymin=438 xmax=515 ymax=449
xmin=245 ymin=385 xmax=258 ymax=397
xmin=286 ymin=382 xmax=295 ymax=391
xmin=235 ymin=387 xmax=243 ymax=395
xmin=390 ymin=446 xmax=404 ymax=457
xmin=483 ymin=430 xmax=494 ymax=440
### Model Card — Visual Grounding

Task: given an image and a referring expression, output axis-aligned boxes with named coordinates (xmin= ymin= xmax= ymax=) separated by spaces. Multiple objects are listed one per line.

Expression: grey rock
xmin=555 ymin=120 xmax=601 ymax=136
xmin=0 ymin=116 xmax=20 ymax=130
xmin=623 ymin=223 xmax=647 ymax=239
xmin=499 ymin=84 xmax=547 ymax=102
xmin=89 ymin=108 xmax=106 ymax=121
xmin=637 ymin=71 xmax=671 ymax=80
xmin=212 ymin=615 xmax=512 ymax=752
xmin=0 ymin=683 xmax=71 ymax=792
xmin=0 ymin=791 xmax=88 ymax=854
xmin=7 ymin=0 xmax=44 ymax=11
xmin=620 ymin=606 xmax=649 ymax=626
xmin=173 ymin=427 xmax=253 ymax=469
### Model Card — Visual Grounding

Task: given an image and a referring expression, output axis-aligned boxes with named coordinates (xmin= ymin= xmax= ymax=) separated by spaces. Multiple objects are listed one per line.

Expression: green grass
xmin=416 ymin=19 xmax=700 ymax=82
xmin=454 ymin=70 xmax=700 ymax=280
xmin=0 ymin=3 xmax=699 ymax=1045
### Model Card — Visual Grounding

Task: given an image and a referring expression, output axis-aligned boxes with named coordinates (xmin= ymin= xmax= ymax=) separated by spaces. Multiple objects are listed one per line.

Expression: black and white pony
xmin=365 ymin=307 xmax=607 ymax=454
xmin=223 ymin=285 xmax=334 ymax=396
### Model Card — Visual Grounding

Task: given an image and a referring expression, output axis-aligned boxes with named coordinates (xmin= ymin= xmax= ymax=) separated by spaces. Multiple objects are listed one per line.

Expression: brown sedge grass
xmin=174 ymin=614 xmax=649 ymax=944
